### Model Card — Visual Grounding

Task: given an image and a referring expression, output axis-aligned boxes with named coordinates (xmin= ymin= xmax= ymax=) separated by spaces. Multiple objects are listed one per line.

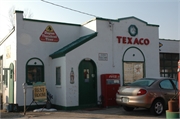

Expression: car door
xmin=171 ymin=79 xmax=179 ymax=99
xmin=159 ymin=79 xmax=176 ymax=103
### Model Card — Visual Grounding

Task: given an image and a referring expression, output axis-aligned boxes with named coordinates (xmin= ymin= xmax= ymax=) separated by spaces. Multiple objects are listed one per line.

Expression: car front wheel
xmin=123 ymin=105 xmax=134 ymax=111
xmin=150 ymin=99 xmax=164 ymax=115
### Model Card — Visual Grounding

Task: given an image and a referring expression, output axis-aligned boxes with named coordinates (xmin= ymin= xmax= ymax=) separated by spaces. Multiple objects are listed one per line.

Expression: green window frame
xmin=56 ymin=67 xmax=61 ymax=85
xmin=26 ymin=58 xmax=44 ymax=85
xmin=122 ymin=46 xmax=145 ymax=86
xmin=160 ymin=53 xmax=179 ymax=79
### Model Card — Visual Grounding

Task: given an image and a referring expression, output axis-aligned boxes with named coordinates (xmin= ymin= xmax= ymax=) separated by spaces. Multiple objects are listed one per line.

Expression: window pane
xmin=172 ymin=80 xmax=179 ymax=89
xmin=164 ymin=74 xmax=170 ymax=77
xmin=160 ymin=67 xmax=164 ymax=72
xmin=160 ymin=80 xmax=174 ymax=89
xmin=172 ymin=54 xmax=179 ymax=60
xmin=172 ymin=61 xmax=178 ymax=66
xmin=56 ymin=67 xmax=61 ymax=85
xmin=164 ymin=54 xmax=171 ymax=60
xmin=160 ymin=73 xmax=164 ymax=77
xmin=160 ymin=60 xmax=163 ymax=67
xmin=160 ymin=54 xmax=163 ymax=59
xmin=27 ymin=66 xmax=43 ymax=84
xmin=164 ymin=67 xmax=172 ymax=73
xmin=164 ymin=61 xmax=171 ymax=66
xmin=172 ymin=68 xmax=177 ymax=73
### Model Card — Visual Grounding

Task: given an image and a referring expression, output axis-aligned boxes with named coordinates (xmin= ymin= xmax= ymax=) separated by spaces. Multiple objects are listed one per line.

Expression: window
xmin=172 ymin=79 xmax=179 ymax=89
xmin=56 ymin=67 xmax=61 ymax=85
xmin=26 ymin=58 xmax=44 ymax=85
xmin=129 ymin=78 xmax=156 ymax=86
xmin=160 ymin=80 xmax=174 ymax=89
xmin=160 ymin=53 xmax=179 ymax=79
xmin=27 ymin=66 xmax=43 ymax=84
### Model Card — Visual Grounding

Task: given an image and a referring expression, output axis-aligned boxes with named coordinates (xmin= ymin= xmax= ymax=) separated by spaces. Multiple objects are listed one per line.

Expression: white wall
xmin=159 ymin=39 xmax=180 ymax=53
xmin=80 ymin=20 xmax=97 ymax=37
xmin=50 ymin=57 xmax=66 ymax=106
xmin=65 ymin=17 xmax=160 ymax=107
xmin=15 ymin=11 xmax=81 ymax=106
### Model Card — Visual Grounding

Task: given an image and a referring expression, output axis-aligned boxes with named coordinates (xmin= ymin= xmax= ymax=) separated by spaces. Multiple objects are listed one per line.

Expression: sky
xmin=0 ymin=0 xmax=179 ymax=40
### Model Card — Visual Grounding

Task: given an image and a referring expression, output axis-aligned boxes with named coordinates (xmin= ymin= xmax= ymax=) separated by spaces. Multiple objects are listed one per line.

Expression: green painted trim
xmin=81 ymin=18 xmax=96 ymax=25
xmin=23 ymin=18 xmax=81 ymax=26
xmin=122 ymin=46 xmax=146 ymax=86
xmin=9 ymin=63 xmax=14 ymax=103
xmin=159 ymin=39 xmax=180 ymax=41
xmin=26 ymin=57 xmax=44 ymax=85
xmin=128 ymin=25 xmax=138 ymax=37
xmin=26 ymin=57 xmax=44 ymax=66
xmin=18 ymin=104 xmax=45 ymax=111
xmin=50 ymin=32 xmax=98 ymax=59
xmin=53 ymin=104 xmax=98 ymax=110
xmin=14 ymin=10 xmax=23 ymax=13
xmin=95 ymin=16 xmax=159 ymax=27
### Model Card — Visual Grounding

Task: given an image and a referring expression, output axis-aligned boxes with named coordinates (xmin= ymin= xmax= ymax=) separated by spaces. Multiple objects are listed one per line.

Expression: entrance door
xmin=79 ymin=59 xmax=97 ymax=107
xmin=9 ymin=63 xmax=14 ymax=103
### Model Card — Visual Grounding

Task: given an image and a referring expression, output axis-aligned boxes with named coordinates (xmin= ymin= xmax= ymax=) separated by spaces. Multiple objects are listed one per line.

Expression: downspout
xmin=109 ymin=20 xmax=115 ymax=67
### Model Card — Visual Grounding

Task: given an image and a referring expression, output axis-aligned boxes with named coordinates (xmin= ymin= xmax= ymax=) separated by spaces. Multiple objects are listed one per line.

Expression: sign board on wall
xmin=33 ymin=82 xmax=47 ymax=102
xmin=99 ymin=53 xmax=108 ymax=61
xmin=124 ymin=62 xmax=143 ymax=84
xmin=39 ymin=25 xmax=59 ymax=42
xmin=6 ymin=45 xmax=11 ymax=59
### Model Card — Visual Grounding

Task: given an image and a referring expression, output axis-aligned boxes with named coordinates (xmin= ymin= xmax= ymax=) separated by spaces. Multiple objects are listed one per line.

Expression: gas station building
xmin=0 ymin=10 xmax=179 ymax=110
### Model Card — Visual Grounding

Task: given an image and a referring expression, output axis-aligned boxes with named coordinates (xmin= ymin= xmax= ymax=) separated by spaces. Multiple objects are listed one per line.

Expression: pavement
xmin=0 ymin=106 xmax=167 ymax=119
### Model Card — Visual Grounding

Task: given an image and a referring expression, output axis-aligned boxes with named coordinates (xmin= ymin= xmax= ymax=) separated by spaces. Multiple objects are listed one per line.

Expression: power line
xmin=0 ymin=14 xmax=9 ymax=19
xmin=41 ymin=0 xmax=98 ymax=17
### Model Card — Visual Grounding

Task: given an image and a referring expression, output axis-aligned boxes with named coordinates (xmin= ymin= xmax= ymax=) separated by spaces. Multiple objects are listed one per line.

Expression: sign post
xmin=22 ymin=83 xmax=27 ymax=115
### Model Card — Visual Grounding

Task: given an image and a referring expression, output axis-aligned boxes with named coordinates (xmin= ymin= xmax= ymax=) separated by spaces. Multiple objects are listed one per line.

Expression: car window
xmin=160 ymin=80 xmax=174 ymax=89
xmin=172 ymin=80 xmax=179 ymax=89
xmin=129 ymin=78 xmax=156 ymax=86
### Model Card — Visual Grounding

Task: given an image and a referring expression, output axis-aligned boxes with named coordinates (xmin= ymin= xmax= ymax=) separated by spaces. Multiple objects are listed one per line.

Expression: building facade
xmin=0 ymin=10 xmax=179 ymax=110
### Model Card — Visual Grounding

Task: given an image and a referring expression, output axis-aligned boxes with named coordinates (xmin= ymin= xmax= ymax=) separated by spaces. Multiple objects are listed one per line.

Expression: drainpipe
xmin=109 ymin=20 xmax=115 ymax=67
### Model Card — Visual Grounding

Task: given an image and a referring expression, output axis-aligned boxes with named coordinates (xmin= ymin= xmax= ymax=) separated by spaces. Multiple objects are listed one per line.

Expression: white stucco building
xmin=0 ymin=10 xmax=179 ymax=110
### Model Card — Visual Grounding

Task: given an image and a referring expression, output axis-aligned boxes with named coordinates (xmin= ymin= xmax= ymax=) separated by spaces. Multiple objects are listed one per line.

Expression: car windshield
xmin=129 ymin=78 xmax=156 ymax=86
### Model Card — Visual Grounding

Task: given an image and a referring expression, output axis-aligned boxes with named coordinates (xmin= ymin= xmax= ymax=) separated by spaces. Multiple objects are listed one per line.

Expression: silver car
xmin=116 ymin=77 xmax=179 ymax=115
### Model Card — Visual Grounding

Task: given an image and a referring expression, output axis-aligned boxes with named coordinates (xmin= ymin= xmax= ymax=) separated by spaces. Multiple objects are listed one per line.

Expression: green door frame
xmin=9 ymin=63 xmax=14 ymax=103
xmin=122 ymin=46 xmax=146 ymax=86
xmin=78 ymin=59 xmax=97 ymax=108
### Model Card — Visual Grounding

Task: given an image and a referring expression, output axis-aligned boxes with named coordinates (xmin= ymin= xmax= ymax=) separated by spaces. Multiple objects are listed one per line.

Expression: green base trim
xmin=166 ymin=110 xmax=179 ymax=119
xmin=53 ymin=104 xmax=98 ymax=110
xmin=18 ymin=104 xmax=98 ymax=111
xmin=18 ymin=104 xmax=46 ymax=111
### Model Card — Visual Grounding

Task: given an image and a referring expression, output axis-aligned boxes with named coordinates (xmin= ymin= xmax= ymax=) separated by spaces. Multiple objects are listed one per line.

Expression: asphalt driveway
xmin=1 ymin=106 xmax=166 ymax=119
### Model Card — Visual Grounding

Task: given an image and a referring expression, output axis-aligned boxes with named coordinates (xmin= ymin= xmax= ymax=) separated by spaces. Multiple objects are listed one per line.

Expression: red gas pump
xmin=178 ymin=60 xmax=180 ymax=111
xmin=101 ymin=74 xmax=120 ymax=108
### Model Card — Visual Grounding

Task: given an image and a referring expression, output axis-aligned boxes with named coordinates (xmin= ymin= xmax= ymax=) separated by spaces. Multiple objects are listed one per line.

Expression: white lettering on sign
xmin=99 ymin=53 xmax=108 ymax=61
xmin=109 ymin=75 xmax=117 ymax=78
xmin=117 ymin=36 xmax=150 ymax=45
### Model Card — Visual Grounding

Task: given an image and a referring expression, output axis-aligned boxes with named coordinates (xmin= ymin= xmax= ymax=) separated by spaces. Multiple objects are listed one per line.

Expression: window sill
xmin=56 ymin=85 xmax=61 ymax=88
xmin=27 ymin=85 xmax=33 ymax=88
